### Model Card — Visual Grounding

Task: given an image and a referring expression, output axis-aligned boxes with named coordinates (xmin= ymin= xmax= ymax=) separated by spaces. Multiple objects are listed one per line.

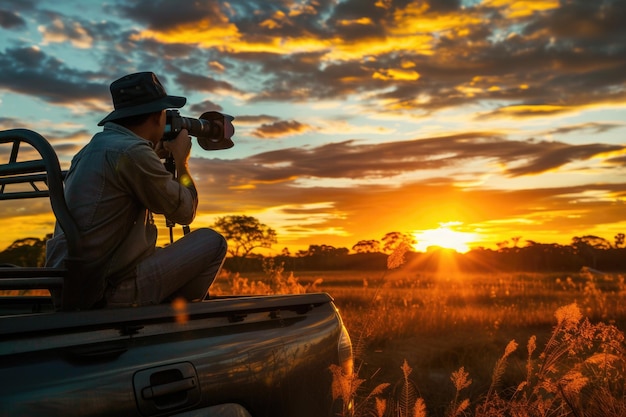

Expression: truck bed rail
xmin=0 ymin=129 xmax=83 ymax=310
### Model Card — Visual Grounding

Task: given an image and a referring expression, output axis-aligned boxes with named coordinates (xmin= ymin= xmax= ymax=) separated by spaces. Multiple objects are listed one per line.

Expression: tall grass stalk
xmin=339 ymin=302 xmax=626 ymax=417
xmin=352 ymin=243 xmax=413 ymax=367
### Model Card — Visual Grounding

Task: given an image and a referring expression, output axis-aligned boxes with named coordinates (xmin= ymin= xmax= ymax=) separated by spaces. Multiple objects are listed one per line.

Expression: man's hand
xmin=162 ymin=128 xmax=197 ymax=200
xmin=153 ymin=140 xmax=169 ymax=159
xmin=163 ymin=128 xmax=192 ymax=167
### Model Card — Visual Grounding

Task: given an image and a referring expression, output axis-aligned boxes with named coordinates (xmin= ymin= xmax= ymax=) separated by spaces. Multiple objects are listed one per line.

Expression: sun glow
xmin=413 ymin=223 xmax=477 ymax=253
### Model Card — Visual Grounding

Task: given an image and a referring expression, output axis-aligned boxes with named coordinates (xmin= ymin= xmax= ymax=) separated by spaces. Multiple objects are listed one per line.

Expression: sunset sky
xmin=0 ymin=0 xmax=625 ymax=254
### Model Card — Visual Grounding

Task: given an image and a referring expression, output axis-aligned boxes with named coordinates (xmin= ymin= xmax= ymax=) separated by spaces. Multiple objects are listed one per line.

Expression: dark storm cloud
xmin=527 ymin=0 xmax=626 ymax=45
xmin=0 ymin=47 xmax=106 ymax=104
xmin=116 ymin=0 xmax=227 ymax=31
xmin=0 ymin=10 xmax=26 ymax=28
xmin=0 ymin=0 xmax=36 ymax=14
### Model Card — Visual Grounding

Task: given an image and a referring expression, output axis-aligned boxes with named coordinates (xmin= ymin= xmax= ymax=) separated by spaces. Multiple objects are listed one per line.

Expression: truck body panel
xmin=1 ymin=294 xmax=345 ymax=417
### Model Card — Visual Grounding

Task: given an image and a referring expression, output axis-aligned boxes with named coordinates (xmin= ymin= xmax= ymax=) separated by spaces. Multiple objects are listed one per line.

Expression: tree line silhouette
xmin=230 ymin=233 xmax=626 ymax=273
xmin=3 ymin=229 xmax=626 ymax=273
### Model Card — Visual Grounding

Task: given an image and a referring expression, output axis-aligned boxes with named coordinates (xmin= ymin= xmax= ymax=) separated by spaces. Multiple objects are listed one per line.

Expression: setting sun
xmin=412 ymin=222 xmax=477 ymax=253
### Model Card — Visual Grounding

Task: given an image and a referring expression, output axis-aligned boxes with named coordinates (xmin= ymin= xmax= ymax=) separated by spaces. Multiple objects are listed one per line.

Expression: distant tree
xmin=0 ymin=235 xmax=50 ymax=267
xmin=572 ymin=235 xmax=611 ymax=269
xmin=496 ymin=240 xmax=509 ymax=251
xmin=615 ymin=233 xmax=625 ymax=248
xmin=572 ymin=235 xmax=611 ymax=250
xmin=352 ymin=239 xmax=381 ymax=253
xmin=303 ymin=244 xmax=349 ymax=257
xmin=212 ymin=215 xmax=277 ymax=258
xmin=381 ymin=232 xmax=416 ymax=253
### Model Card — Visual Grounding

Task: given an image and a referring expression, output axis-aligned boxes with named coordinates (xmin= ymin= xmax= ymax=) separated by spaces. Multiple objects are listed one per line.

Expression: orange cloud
xmin=484 ymin=0 xmax=560 ymax=19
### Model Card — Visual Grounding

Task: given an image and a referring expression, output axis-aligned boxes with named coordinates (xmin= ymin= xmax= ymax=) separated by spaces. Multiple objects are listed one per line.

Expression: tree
xmin=303 ymin=244 xmax=349 ymax=257
xmin=572 ymin=235 xmax=611 ymax=269
xmin=572 ymin=235 xmax=612 ymax=250
xmin=352 ymin=239 xmax=381 ymax=253
xmin=496 ymin=240 xmax=509 ymax=251
xmin=0 ymin=235 xmax=50 ymax=267
xmin=212 ymin=215 xmax=277 ymax=258
xmin=381 ymin=232 xmax=416 ymax=254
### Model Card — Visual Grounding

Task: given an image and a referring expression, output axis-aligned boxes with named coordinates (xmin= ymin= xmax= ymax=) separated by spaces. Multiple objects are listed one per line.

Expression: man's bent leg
xmin=136 ymin=228 xmax=227 ymax=304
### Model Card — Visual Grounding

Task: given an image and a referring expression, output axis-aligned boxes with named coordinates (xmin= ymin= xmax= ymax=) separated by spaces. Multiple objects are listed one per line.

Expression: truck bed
xmin=0 ymin=293 xmax=346 ymax=417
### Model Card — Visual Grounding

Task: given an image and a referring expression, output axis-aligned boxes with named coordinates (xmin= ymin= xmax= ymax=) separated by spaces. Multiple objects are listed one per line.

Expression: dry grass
xmin=215 ymin=256 xmax=626 ymax=417
xmin=6 ymin=252 xmax=625 ymax=415
xmin=330 ymin=288 xmax=626 ymax=417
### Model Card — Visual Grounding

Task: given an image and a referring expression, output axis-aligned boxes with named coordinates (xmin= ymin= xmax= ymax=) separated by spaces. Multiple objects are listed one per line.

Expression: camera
xmin=163 ymin=109 xmax=235 ymax=150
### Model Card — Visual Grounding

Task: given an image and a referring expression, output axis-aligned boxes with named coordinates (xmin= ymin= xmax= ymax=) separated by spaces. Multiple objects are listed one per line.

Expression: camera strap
xmin=164 ymin=155 xmax=190 ymax=244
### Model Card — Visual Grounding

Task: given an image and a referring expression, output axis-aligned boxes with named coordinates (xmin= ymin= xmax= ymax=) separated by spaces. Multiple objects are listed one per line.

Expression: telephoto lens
xmin=163 ymin=110 xmax=234 ymax=150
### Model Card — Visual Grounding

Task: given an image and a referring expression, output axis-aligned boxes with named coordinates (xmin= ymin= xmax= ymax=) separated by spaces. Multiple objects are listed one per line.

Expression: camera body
xmin=163 ymin=110 xmax=234 ymax=150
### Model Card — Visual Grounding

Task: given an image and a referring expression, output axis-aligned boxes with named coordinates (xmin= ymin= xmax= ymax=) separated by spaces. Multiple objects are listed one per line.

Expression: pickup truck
xmin=0 ymin=128 xmax=353 ymax=417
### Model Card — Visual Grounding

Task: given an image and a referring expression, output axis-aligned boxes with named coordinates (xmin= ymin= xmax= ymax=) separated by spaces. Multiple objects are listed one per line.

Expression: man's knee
xmin=191 ymin=228 xmax=227 ymax=255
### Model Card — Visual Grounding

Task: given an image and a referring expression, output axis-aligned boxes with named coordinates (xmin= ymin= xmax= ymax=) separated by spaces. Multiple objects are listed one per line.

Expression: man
xmin=46 ymin=72 xmax=227 ymax=309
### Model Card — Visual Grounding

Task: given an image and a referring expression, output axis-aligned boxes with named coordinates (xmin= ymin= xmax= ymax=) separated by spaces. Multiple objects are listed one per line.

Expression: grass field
xmin=4 ymin=256 xmax=625 ymax=416
xmin=216 ymin=261 xmax=626 ymax=417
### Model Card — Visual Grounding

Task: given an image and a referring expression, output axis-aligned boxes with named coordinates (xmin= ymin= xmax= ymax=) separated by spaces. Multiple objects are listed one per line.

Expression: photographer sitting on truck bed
xmin=46 ymin=72 xmax=227 ymax=310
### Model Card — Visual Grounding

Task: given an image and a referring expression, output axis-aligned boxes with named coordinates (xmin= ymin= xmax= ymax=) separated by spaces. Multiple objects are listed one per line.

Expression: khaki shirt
xmin=46 ymin=122 xmax=197 ymax=309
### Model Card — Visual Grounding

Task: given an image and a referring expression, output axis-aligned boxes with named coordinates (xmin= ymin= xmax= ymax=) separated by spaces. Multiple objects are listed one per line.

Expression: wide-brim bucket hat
xmin=98 ymin=72 xmax=186 ymax=126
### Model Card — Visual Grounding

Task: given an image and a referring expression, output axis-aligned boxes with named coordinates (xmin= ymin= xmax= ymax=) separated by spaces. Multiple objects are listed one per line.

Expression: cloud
xmin=117 ymin=0 xmax=229 ymax=31
xmin=505 ymin=142 xmax=624 ymax=176
xmin=8 ymin=0 xmax=621 ymax=121
xmin=234 ymin=114 xmax=280 ymax=124
xmin=249 ymin=134 xmax=623 ymax=179
xmin=1 ymin=0 xmax=626 ymax=250
xmin=189 ymin=100 xmax=224 ymax=115
xmin=0 ymin=47 xmax=106 ymax=106
xmin=189 ymin=151 xmax=626 ymax=248
xmin=189 ymin=132 xmax=625 ymax=200
xmin=175 ymin=71 xmax=240 ymax=95
xmin=0 ymin=9 xmax=26 ymax=29
xmin=529 ymin=0 xmax=626 ymax=43
xmin=38 ymin=13 xmax=94 ymax=48
xmin=547 ymin=122 xmax=625 ymax=136
xmin=252 ymin=120 xmax=312 ymax=138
